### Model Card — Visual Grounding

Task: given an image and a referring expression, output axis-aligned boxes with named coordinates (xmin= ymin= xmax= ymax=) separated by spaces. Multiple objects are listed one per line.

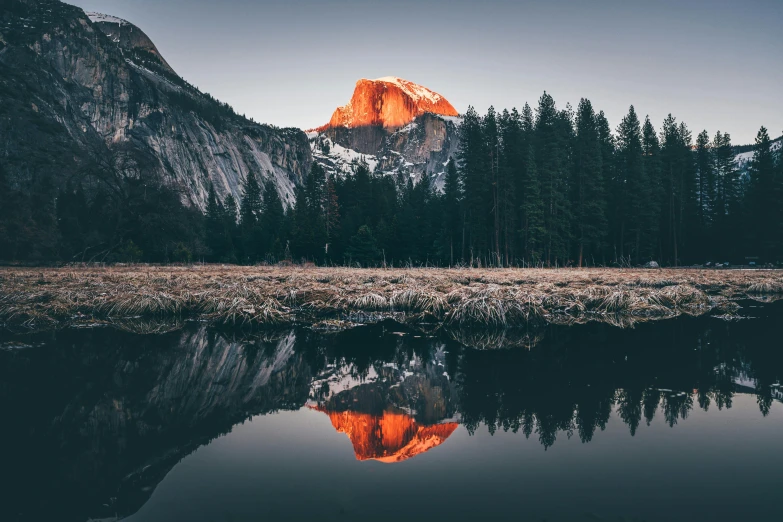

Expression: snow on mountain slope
xmin=372 ymin=76 xmax=447 ymax=105
xmin=310 ymin=113 xmax=461 ymax=190
xmin=86 ymin=12 xmax=127 ymax=25
xmin=310 ymin=77 xmax=462 ymax=189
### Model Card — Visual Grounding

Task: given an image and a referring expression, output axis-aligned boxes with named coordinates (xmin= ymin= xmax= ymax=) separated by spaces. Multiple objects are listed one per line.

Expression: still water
xmin=1 ymin=302 xmax=782 ymax=522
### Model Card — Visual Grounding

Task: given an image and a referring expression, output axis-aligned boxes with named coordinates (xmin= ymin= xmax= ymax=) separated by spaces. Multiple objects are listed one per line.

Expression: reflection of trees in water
xmin=299 ymin=312 xmax=782 ymax=449
xmin=1 ymin=307 xmax=781 ymax=520
xmin=453 ymin=314 xmax=783 ymax=448
xmin=0 ymin=326 xmax=310 ymax=521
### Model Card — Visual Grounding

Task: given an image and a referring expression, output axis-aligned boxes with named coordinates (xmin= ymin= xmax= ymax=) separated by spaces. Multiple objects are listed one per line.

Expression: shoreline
xmin=1 ymin=266 xmax=782 ymax=335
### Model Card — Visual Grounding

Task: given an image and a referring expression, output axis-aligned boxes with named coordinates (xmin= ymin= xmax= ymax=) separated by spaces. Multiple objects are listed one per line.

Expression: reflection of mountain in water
xmin=1 ymin=303 xmax=782 ymax=521
xmin=0 ymin=327 xmax=311 ymax=522
xmin=313 ymin=408 xmax=458 ymax=463
xmin=307 ymin=338 xmax=459 ymax=462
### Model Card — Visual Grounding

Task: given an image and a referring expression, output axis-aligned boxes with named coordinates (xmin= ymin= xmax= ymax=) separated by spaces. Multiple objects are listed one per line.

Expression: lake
xmin=1 ymin=301 xmax=782 ymax=522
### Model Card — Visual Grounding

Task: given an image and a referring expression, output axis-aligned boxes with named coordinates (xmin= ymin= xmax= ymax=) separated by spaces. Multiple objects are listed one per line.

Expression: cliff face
xmin=322 ymin=77 xmax=459 ymax=131
xmin=0 ymin=0 xmax=311 ymax=209
xmin=311 ymin=77 xmax=461 ymax=188
xmin=87 ymin=12 xmax=175 ymax=74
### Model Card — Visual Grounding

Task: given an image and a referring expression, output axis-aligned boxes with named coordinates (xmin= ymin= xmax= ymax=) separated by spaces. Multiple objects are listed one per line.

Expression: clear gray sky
xmin=69 ymin=0 xmax=782 ymax=144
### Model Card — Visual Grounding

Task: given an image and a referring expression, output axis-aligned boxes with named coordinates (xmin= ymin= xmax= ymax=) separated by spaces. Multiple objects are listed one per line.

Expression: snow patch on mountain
xmin=370 ymin=76 xmax=445 ymax=105
xmin=86 ymin=12 xmax=128 ymax=25
xmin=310 ymin=136 xmax=380 ymax=175
xmin=310 ymin=113 xmax=461 ymax=191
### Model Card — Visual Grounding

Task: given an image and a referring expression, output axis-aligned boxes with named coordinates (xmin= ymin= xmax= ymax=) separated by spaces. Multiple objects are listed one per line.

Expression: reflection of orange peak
xmin=316 ymin=77 xmax=459 ymax=132
xmin=312 ymin=406 xmax=458 ymax=463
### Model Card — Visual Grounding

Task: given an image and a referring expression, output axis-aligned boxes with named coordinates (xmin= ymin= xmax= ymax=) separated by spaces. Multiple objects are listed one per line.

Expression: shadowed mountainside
xmin=0 ymin=0 xmax=311 ymax=210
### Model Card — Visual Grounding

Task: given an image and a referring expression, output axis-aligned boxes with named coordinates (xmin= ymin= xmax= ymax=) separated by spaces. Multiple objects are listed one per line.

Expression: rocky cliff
xmin=0 ymin=0 xmax=311 ymax=209
xmin=320 ymin=77 xmax=459 ymax=131
xmin=87 ymin=11 xmax=175 ymax=74
xmin=310 ymin=77 xmax=461 ymax=188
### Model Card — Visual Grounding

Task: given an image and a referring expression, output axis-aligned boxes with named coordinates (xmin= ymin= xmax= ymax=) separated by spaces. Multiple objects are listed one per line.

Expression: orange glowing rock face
xmin=313 ymin=407 xmax=458 ymax=463
xmin=318 ymin=77 xmax=459 ymax=131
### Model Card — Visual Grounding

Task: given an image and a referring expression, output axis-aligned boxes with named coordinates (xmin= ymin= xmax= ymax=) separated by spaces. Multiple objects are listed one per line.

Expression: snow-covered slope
xmin=371 ymin=76 xmax=448 ymax=105
xmin=311 ymin=112 xmax=461 ymax=190
xmin=86 ymin=12 xmax=127 ymax=25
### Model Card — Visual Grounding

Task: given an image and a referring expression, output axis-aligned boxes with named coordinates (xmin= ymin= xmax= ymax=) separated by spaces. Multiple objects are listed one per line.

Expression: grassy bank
xmin=1 ymin=266 xmax=782 ymax=333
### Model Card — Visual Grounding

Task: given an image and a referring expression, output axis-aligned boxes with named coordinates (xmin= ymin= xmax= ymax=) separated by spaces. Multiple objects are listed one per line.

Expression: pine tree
xmin=640 ymin=117 xmax=662 ymax=260
xmin=346 ymin=225 xmax=380 ymax=266
xmin=205 ymin=183 xmax=230 ymax=261
xmin=290 ymin=185 xmax=312 ymax=260
xmin=746 ymin=126 xmax=778 ymax=261
xmin=324 ymin=174 xmax=341 ymax=259
xmin=571 ymin=98 xmax=606 ymax=266
xmin=695 ymin=130 xmax=715 ymax=237
xmin=239 ymin=171 xmax=263 ymax=262
xmin=535 ymin=92 xmax=572 ymax=265
xmin=441 ymin=157 xmax=462 ymax=265
xmin=519 ymin=103 xmax=545 ymax=263
xmin=677 ymin=122 xmax=701 ymax=263
xmin=484 ymin=106 xmax=502 ymax=265
xmin=239 ymin=172 xmax=262 ymax=228
xmin=224 ymin=194 xmax=238 ymax=226
xmin=711 ymin=131 xmax=740 ymax=260
xmin=458 ymin=106 xmax=488 ymax=265
xmin=498 ymin=108 xmax=521 ymax=264
xmin=260 ymin=180 xmax=285 ymax=260
xmin=291 ymin=163 xmax=329 ymax=261
xmin=596 ymin=111 xmax=615 ymax=264
xmin=613 ymin=106 xmax=645 ymax=264
xmin=777 ymin=136 xmax=783 ymax=262
xmin=659 ymin=115 xmax=697 ymax=265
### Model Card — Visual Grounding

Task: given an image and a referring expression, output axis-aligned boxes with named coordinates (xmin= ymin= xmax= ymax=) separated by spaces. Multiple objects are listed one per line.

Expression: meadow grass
xmin=0 ymin=265 xmax=780 ymax=332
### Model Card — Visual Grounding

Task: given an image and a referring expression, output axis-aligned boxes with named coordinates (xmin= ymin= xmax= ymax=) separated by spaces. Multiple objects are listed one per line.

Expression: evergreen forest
xmin=2 ymin=93 xmax=782 ymax=267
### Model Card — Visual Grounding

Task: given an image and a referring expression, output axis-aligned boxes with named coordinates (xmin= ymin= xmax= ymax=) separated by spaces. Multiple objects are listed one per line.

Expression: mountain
xmin=319 ymin=77 xmax=459 ymax=131
xmin=0 ymin=0 xmax=311 ymax=209
xmin=86 ymin=12 xmax=175 ymax=74
xmin=310 ymin=77 xmax=462 ymax=187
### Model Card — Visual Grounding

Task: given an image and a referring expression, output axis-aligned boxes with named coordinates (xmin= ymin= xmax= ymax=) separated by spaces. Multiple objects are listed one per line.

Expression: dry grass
xmin=0 ymin=266 xmax=781 ymax=332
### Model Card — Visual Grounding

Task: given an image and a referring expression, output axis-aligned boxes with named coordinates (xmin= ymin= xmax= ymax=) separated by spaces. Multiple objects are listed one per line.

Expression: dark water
xmin=1 ymin=303 xmax=783 ymax=522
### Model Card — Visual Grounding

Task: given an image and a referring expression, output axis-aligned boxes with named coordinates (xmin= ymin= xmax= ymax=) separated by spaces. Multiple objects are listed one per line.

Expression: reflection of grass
xmin=0 ymin=266 xmax=780 ymax=332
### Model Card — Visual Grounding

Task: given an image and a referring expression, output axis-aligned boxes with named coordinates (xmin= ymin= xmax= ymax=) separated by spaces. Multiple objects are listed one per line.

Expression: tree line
xmin=1 ymin=92 xmax=781 ymax=266
xmin=446 ymin=94 xmax=783 ymax=267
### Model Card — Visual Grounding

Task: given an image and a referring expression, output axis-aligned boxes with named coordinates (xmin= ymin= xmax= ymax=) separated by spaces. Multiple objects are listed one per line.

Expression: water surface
xmin=1 ymin=303 xmax=782 ymax=522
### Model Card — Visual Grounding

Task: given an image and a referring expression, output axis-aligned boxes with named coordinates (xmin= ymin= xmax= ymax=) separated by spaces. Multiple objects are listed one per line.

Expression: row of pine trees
xmin=204 ymin=93 xmax=783 ymax=267
xmin=446 ymin=94 xmax=783 ymax=267
xmin=2 ymin=92 xmax=781 ymax=266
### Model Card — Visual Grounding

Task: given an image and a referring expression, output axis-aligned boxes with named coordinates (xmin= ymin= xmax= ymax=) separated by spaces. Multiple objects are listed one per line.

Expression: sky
xmin=68 ymin=0 xmax=782 ymax=144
